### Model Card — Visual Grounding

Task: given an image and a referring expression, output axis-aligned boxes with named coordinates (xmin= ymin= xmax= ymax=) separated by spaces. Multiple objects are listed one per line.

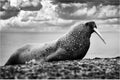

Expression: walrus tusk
xmin=94 ymin=28 xmax=106 ymax=44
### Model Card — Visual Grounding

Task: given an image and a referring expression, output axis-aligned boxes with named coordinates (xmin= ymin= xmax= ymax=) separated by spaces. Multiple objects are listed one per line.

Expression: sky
xmin=0 ymin=0 xmax=119 ymax=32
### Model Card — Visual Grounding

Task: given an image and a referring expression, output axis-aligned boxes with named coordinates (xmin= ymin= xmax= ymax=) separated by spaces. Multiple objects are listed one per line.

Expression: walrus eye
xmin=94 ymin=28 xmax=106 ymax=44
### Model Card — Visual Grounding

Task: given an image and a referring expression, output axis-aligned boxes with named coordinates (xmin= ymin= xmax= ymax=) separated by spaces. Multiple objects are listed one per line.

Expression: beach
xmin=0 ymin=56 xmax=120 ymax=79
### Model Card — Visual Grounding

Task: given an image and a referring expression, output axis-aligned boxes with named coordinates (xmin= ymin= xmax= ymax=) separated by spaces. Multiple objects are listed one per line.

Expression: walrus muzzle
xmin=94 ymin=28 xmax=106 ymax=44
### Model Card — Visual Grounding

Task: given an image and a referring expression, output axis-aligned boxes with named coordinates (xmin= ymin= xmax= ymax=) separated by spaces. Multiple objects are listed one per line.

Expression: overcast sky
xmin=0 ymin=0 xmax=119 ymax=32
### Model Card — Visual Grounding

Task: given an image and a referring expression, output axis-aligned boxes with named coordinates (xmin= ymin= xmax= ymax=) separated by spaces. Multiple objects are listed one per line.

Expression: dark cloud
xmin=0 ymin=0 xmax=42 ymax=20
xmin=53 ymin=0 xmax=119 ymax=6
xmin=19 ymin=0 xmax=42 ymax=11
xmin=0 ymin=9 xmax=20 ymax=20
xmin=0 ymin=0 xmax=8 ymax=11
xmin=0 ymin=1 xmax=20 ymax=20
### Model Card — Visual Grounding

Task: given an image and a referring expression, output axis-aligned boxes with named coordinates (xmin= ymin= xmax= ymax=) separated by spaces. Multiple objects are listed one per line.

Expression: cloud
xmin=19 ymin=0 xmax=42 ymax=11
xmin=0 ymin=0 xmax=119 ymax=32
xmin=0 ymin=8 xmax=20 ymax=20
xmin=19 ymin=0 xmax=58 ymax=22
xmin=71 ymin=7 xmax=87 ymax=16
xmin=54 ymin=0 xmax=120 ymax=6
xmin=87 ymin=6 xmax=96 ymax=16
xmin=0 ymin=0 xmax=20 ymax=20
xmin=97 ymin=5 xmax=119 ymax=19
xmin=56 ymin=3 xmax=119 ymax=20
xmin=0 ymin=0 xmax=42 ymax=20
xmin=19 ymin=11 xmax=37 ymax=22
xmin=0 ymin=18 xmax=74 ymax=32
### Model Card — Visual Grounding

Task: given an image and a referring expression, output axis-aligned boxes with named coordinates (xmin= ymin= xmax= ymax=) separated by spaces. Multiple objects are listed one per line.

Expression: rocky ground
xmin=0 ymin=56 xmax=120 ymax=79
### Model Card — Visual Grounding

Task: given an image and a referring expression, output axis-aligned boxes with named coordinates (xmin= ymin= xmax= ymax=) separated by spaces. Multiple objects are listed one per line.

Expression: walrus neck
xmin=69 ymin=26 xmax=92 ymax=39
xmin=57 ymin=25 xmax=92 ymax=49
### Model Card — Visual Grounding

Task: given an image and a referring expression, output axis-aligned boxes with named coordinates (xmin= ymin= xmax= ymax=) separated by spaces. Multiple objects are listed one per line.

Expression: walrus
xmin=5 ymin=21 xmax=106 ymax=65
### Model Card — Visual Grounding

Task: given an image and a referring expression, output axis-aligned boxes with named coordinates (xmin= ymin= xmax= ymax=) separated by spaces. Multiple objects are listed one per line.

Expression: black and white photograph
xmin=0 ymin=0 xmax=120 ymax=79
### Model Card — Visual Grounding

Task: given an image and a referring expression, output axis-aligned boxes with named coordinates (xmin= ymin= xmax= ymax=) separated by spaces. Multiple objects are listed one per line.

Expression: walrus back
xmin=5 ymin=52 xmax=19 ymax=65
xmin=5 ymin=44 xmax=31 ymax=65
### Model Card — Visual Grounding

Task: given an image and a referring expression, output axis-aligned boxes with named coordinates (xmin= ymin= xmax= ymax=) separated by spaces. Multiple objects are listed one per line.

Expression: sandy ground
xmin=0 ymin=56 xmax=120 ymax=79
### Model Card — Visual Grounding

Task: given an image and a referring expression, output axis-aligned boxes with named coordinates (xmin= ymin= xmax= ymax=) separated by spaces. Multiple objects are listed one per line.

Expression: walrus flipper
xmin=46 ymin=48 xmax=67 ymax=61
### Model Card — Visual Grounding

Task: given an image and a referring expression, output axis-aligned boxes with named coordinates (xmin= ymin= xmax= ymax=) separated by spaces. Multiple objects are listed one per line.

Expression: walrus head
xmin=85 ymin=21 xmax=106 ymax=44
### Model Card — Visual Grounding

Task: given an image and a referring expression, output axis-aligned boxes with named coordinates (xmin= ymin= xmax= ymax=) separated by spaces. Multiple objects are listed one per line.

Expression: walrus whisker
xmin=94 ymin=28 xmax=106 ymax=44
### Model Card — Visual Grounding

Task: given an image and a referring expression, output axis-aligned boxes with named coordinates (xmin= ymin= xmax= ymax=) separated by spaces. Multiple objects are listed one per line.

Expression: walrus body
xmin=5 ymin=21 xmax=105 ymax=65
